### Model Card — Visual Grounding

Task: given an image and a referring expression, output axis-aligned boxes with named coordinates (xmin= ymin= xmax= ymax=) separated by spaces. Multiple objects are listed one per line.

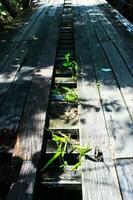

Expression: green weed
xmin=63 ymin=53 xmax=80 ymax=80
xmin=42 ymin=130 xmax=91 ymax=172
xmin=51 ymin=85 xmax=78 ymax=103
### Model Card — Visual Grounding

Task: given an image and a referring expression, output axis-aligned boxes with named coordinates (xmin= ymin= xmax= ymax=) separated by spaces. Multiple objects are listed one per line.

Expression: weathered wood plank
xmin=115 ymin=159 xmax=133 ymax=200
xmin=73 ymin=0 xmax=111 ymax=157
xmin=0 ymin=42 xmax=19 ymax=64
xmin=0 ymin=42 xmax=20 ymax=69
xmin=77 ymin=0 xmax=133 ymax=158
xmin=0 ymin=42 xmax=28 ymax=107
xmin=91 ymin=0 xmax=133 ymax=75
xmin=6 ymin=161 xmax=37 ymax=200
xmin=13 ymin=16 xmax=60 ymax=161
xmin=82 ymin=160 xmax=122 ymax=200
xmin=7 ymin=10 xmax=61 ymax=200
xmin=73 ymin=0 xmax=122 ymax=199
xmin=87 ymin=3 xmax=133 ymax=121
xmin=0 ymin=7 xmax=56 ymax=133
xmin=12 ymin=0 xmax=51 ymax=42
xmin=0 ymin=66 xmax=34 ymax=134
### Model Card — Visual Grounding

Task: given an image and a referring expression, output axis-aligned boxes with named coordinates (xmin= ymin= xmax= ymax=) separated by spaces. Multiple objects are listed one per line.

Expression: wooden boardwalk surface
xmin=0 ymin=0 xmax=133 ymax=199
xmin=73 ymin=0 xmax=133 ymax=199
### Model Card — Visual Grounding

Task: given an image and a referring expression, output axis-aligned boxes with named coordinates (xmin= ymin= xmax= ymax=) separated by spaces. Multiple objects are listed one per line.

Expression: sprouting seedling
xmin=62 ymin=87 xmax=78 ymax=103
xmin=63 ymin=53 xmax=80 ymax=80
xmin=51 ymin=81 xmax=62 ymax=95
xmin=71 ymin=61 xmax=80 ymax=80
xmin=71 ymin=145 xmax=91 ymax=171
xmin=63 ymin=53 xmax=72 ymax=68
xmin=41 ymin=131 xmax=70 ymax=171
xmin=51 ymin=85 xmax=78 ymax=103
xmin=41 ymin=130 xmax=92 ymax=172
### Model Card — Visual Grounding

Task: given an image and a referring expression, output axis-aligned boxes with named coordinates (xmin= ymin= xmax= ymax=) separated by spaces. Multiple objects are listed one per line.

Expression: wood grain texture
xmin=0 ymin=66 xmax=33 ymax=133
xmin=7 ymin=3 xmax=61 ymax=200
xmin=73 ymin=0 xmax=111 ymax=158
xmin=0 ymin=30 xmax=54 ymax=134
xmin=87 ymin=1 xmax=133 ymax=121
xmin=82 ymin=160 xmax=122 ymax=200
xmin=0 ymin=42 xmax=28 ymax=107
xmin=0 ymin=42 xmax=19 ymax=65
xmin=73 ymin=0 xmax=123 ymax=199
xmin=13 ymin=10 xmax=61 ymax=161
xmin=77 ymin=0 xmax=133 ymax=158
xmin=115 ymin=159 xmax=133 ymax=200
xmin=93 ymin=0 xmax=133 ymax=75
xmin=12 ymin=0 xmax=51 ymax=42
xmin=6 ymin=161 xmax=37 ymax=200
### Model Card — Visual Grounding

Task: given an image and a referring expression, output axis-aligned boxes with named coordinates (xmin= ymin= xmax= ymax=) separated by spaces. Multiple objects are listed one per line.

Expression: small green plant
xmin=41 ymin=130 xmax=91 ymax=172
xmin=63 ymin=53 xmax=80 ymax=80
xmin=51 ymin=81 xmax=62 ymax=95
xmin=63 ymin=53 xmax=72 ymax=68
xmin=62 ymin=87 xmax=78 ymax=103
xmin=51 ymin=84 xmax=78 ymax=103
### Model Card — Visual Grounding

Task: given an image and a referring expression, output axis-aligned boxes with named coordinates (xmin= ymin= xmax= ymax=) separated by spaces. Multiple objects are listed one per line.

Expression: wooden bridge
xmin=0 ymin=0 xmax=133 ymax=199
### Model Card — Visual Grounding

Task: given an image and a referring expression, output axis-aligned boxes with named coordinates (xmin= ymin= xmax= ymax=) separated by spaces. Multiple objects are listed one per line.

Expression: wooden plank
xmin=77 ymin=0 xmax=133 ymax=158
xmin=91 ymin=0 xmax=133 ymax=75
xmin=0 ymin=42 xmax=18 ymax=64
xmin=0 ymin=11 xmax=54 ymax=132
xmin=73 ymin=0 xmax=122 ymax=199
xmin=73 ymin=0 xmax=111 ymax=157
xmin=34 ymin=0 xmax=63 ymax=41
xmin=0 ymin=42 xmax=27 ymax=73
xmin=7 ymin=11 xmax=61 ymax=200
xmin=0 ymin=42 xmax=28 ymax=107
xmin=115 ymin=159 xmax=133 ymax=200
xmin=12 ymin=0 xmax=51 ymax=42
xmin=24 ymin=0 xmax=56 ymax=41
xmin=86 ymin=0 xmax=133 ymax=121
xmin=13 ymin=16 xmax=60 ymax=161
xmin=6 ymin=161 xmax=37 ymax=200
xmin=82 ymin=160 xmax=122 ymax=200
xmin=0 ymin=66 xmax=34 ymax=134
xmin=0 ymin=42 xmax=20 ymax=67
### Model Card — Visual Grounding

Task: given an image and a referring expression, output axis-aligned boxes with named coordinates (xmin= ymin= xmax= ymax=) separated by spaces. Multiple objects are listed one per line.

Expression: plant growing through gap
xmin=41 ymin=130 xmax=91 ymax=172
xmin=51 ymin=84 xmax=78 ymax=103
xmin=63 ymin=86 xmax=78 ymax=103
xmin=63 ymin=53 xmax=80 ymax=80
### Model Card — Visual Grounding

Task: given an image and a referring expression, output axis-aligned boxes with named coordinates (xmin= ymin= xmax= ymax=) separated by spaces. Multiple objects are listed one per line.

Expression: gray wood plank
xmin=0 ymin=42 xmax=20 ymax=68
xmin=77 ymin=0 xmax=133 ymax=158
xmin=6 ymin=161 xmax=36 ymax=200
xmin=91 ymin=0 xmax=133 ymax=76
xmin=0 ymin=42 xmax=28 ymax=107
xmin=73 ymin=0 xmax=122 ymax=199
xmin=0 ymin=66 xmax=34 ymax=134
xmin=0 ymin=42 xmax=18 ymax=64
xmin=73 ymin=0 xmax=111 ymax=158
xmin=115 ymin=159 xmax=133 ymax=200
xmin=0 ymin=11 xmax=55 ymax=132
xmin=86 ymin=0 xmax=133 ymax=122
xmin=7 ymin=10 xmax=61 ymax=200
xmin=82 ymin=160 xmax=122 ymax=200
xmin=12 ymin=0 xmax=51 ymax=42
xmin=13 ymin=16 xmax=60 ymax=161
